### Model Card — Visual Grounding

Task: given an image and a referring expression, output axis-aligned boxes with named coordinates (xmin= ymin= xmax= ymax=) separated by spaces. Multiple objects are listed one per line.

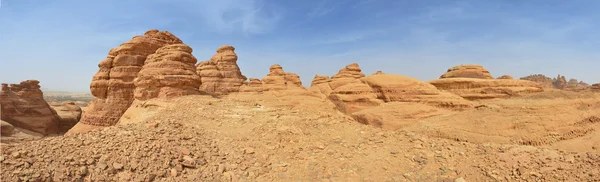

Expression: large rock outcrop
xmin=1 ymin=120 xmax=15 ymax=136
xmin=0 ymin=80 xmax=60 ymax=135
xmin=68 ymin=30 xmax=183 ymax=134
xmin=50 ymin=102 xmax=82 ymax=133
xmin=431 ymin=65 xmax=544 ymax=100
xmin=197 ymin=45 xmax=247 ymax=95
xmin=134 ymin=44 xmax=202 ymax=100
xmin=311 ymin=63 xmax=472 ymax=117
xmin=520 ymin=74 xmax=553 ymax=89
xmin=119 ymin=44 xmax=202 ymax=125
xmin=592 ymin=83 xmax=600 ymax=92
xmin=440 ymin=64 xmax=493 ymax=79
xmin=553 ymin=75 xmax=568 ymax=89
xmin=260 ymin=64 xmax=305 ymax=91
xmin=239 ymin=78 xmax=265 ymax=93
xmin=307 ymin=75 xmax=333 ymax=95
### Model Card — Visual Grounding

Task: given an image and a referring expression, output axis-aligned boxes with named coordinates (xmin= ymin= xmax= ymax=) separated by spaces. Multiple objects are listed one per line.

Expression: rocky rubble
xmin=197 ymin=45 xmax=247 ymax=95
xmin=68 ymin=29 xmax=183 ymax=134
xmin=1 ymin=120 xmax=260 ymax=182
xmin=0 ymin=80 xmax=60 ymax=135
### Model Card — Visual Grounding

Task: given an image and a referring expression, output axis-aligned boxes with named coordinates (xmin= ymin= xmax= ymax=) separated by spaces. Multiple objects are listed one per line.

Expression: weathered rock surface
xmin=432 ymin=65 xmax=544 ymax=100
xmin=430 ymin=78 xmax=544 ymax=100
xmin=329 ymin=63 xmax=365 ymax=90
xmin=239 ymin=78 xmax=265 ymax=93
xmin=520 ymin=74 xmax=554 ymax=88
xmin=50 ymin=102 xmax=82 ymax=133
xmin=307 ymin=75 xmax=333 ymax=95
xmin=497 ymin=75 xmax=513 ymax=79
xmin=351 ymin=102 xmax=452 ymax=130
xmin=0 ymin=81 xmax=60 ymax=135
xmin=360 ymin=74 xmax=472 ymax=109
xmin=553 ymin=74 xmax=567 ymax=89
xmin=68 ymin=29 xmax=183 ymax=134
xmin=440 ymin=64 xmax=493 ymax=79
xmin=592 ymin=83 xmax=600 ymax=92
xmin=1 ymin=120 xmax=15 ymax=136
xmin=261 ymin=64 xmax=305 ymax=92
xmin=134 ymin=44 xmax=202 ymax=100
xmin=197 ymin=45 xmax=247 ymax=95
xmin=328 ymin=82 xmax=384 ymax=114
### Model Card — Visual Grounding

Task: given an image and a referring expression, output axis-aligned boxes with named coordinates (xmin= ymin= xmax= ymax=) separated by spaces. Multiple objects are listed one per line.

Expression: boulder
xmin=50 ymin=102 xmax=82 ymax=133
xmin=1 ymin=120 xmax=15 ymax=136
xmin=68 ymin=29 xmax=183 ymax=134
xmin=197 ymin=45 xmax=247 ymax=95
xmin=440 ymin=64 xmax=493 ymax=79
xmin=0 ymin=80 xmax=60 ymax=135
xmin=134 ymin=44 xmax=202 ymax=100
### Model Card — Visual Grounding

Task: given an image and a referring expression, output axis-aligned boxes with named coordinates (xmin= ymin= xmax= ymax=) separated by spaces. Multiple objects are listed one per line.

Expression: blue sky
xmin=1 ymin=0 xmax=599 ymax=92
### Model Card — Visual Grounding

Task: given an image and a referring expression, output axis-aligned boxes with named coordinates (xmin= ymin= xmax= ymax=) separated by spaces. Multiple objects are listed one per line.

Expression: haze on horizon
xmin=1 ymin=0 xmax=599 ymax=92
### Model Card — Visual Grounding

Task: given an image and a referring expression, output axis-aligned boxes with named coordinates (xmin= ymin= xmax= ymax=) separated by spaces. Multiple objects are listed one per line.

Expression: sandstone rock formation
xmin=329 ymin=63 xmax=365 ymax=90
xmin=307 ymin=75 xmax=333 ymax=95
xmin=261 ymin=64 xmax=305 ymax=91
xmin=440 ymin=64 xmax=493 ymax=79
xmin=1 ymin=120 xmax=15 ymax=136
xmin=311 ymin=63 xmax=472 ymax=118
xmin=497 ymin=75 xmax=514 ymax=79
xmin=520 ymin=74 xmax=553 ymax=88
xmin=351 ymin=102 xmax=452 ymax=130
xmin=553 ymin=74 xmax=567 ymax=89
xmin=372 ymin=71 xmax=385 ymax=75
xmin=50 ymin=102 xmax=82 ymax=133
xmin=360 ymin=73 xmax=472 ymax=109
xmin=68 ymin=30 xmax=183 ymax=134
xmin=239 ymin=78 xmax=265 ymax=93
xmin=431 ymin=65 xmax=544 ymax=100
xmin=592 ymin=83 xmax=600 ymax=92
xmin=134 ymin=44 xmax=202 ymax=100
xmin=197 ymin=45 xmax=247 ymax=95
xmin=0 ymin=80 xmax=60 ymax=135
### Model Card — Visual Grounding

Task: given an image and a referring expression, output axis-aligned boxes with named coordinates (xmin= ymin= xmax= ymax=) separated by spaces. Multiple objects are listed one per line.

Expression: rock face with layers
xmin=360 ymin=74 xmax=472 ymax=109
xmin=431 ymin=65 xmax=544 ymax=100
xmin=497 ymin=75 xmax=514 ymax=79
xmin=592 ymin=83 xmax=600 ymax=92
xmin=261 ymin=64 xmax=305 ymax=91
xmin=0 ymin=80 xmax=60 ymax=135
xmin=329 ymin=63 xmax=365 ymax=90
xmin=68 ymin=30 xmax=183 ymax=134
xmin=134 ymin=44 xmax=202 ymax=100
xmin=239 ymin=78 xmax=265 ymax=92
xmin=1 ymin=120 xmax=15 ymax=136
xmin=197 ymin=45 xmax=247 ymax=95
xmin=307 ymin=75 xmax=333 ymax=95
xmin=520 ymin=74 xmax=554 ymax=88
xmin=440 ymin=64 xmax=493 ymax=79
xmin=50 ymin=102 xmax=82 ymax=133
